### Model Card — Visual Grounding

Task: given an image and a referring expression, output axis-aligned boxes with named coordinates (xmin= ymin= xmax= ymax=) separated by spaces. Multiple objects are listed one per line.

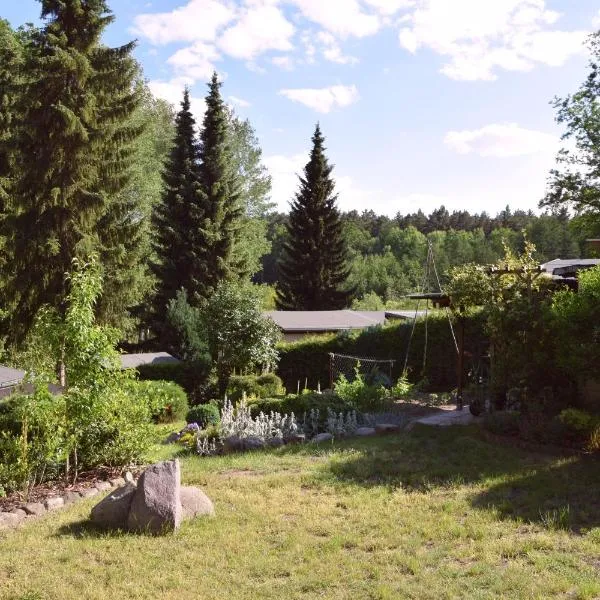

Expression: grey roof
xmin=0 ymin=365 xmax=25 ymax=388
xmin=265 ymin=310 xmax=387 ymax=332
xmin=385 ymin=310 xmax=427 ymax=320
xmin=541 ymin=259 xmax=600 ymax=273
xmin=120 ymin=352 xmax=180 ymax=370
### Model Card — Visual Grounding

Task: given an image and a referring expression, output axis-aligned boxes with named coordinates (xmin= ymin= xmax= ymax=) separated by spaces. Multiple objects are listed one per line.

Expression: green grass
xmin=1 ymin=425 xmax=599 ymax=600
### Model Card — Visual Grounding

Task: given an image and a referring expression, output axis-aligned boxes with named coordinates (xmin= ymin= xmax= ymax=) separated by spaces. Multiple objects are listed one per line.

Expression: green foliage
xmin=276 ymin=313 xmax=485 ymax=393
xmin=127 ymin=380 xmax=188 ymax=424
xmin=391 ymin=373 xmax=413 ymax=398
xmin=227 ymin=373 xmax=285 ymax=402
xmin=202 ymin=279 xmax=281 ymax=395
xmin=276 ymin=124 xmax=353 ymax=310
xmin=1 ymin=2 xmax=143 ymax=342
xmin=334 ymin=371 xmax=388 ymax=412
xmin=246 ymin=391 xmax=354 ymax=420
xmin=186 ymin=403 xmax=220 ymax=428
xmin=551 ymin=266 xmax=600 ymax=381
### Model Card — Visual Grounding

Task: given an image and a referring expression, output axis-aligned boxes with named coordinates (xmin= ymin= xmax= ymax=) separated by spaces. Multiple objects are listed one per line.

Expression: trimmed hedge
xmin=227 ymin=373 xmax=285 ymax=402
xmin=276 ymin=311 xmax=486 ymax=393
xmin=127 ymin=380 xmax=189 ymax=423
xmin=186 ymin=402 xmax=220 ymax=428
xmin=247 ymin=391 xmax=354 ymax=419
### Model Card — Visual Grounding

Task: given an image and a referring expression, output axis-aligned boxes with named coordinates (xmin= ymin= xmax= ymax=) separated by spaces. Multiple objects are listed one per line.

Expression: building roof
xmin=0 ymin=365 xmax=25 ymax=388
xmin=541 ymin=258 xmax=600 ymax=273
xmin=120 ymin=352 xmax=180 ymax=370
xmin=385 ymin=310 xmax=427 ymax=320
xmin=265 ymin=310 xmax=388 ymax=332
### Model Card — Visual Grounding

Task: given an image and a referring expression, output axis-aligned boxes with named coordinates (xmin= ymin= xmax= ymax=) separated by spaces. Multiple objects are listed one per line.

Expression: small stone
xmin=223 ymin=436 xmax=244 ymax=453
xmin=95 ymin=481 xmax=112 ymax=492
xmin=375 ymin=423 xmax=400 ymax=434
xmin=242 ymin=436 xmax=266 ymax=451
xmin=23 ymin=502 xmax=45 ymax=516
xmin=180 ymin=486 xmax=214 ymax=519
xmin=63 ymin=491 xmax=82 ymax=505
xmin=124 ymin=471 xmax=135 ymax=484
xmin=10 ymin=509 xmax=27 ymax=521
xmin=267 ymin=437 xmax=285 ymax=448
xmin=164 ymin=432 xmax=181 ymax=445
xmin=80 ymin=488 xmax=99 ymax=499
xmin=45 ymin=497 xmax=64 ymax=511
xmin=109 ymin=477 xmax=126 ymax=488
xmin=312 ymin=433 xmax=334 ymax=443
xmin=284 ymin=433 xmax=306 ymax=445
xmin=356 ymin=427 xmax=377 ymax=436
xmin=0 ymin=512 xmax=22 ymax=528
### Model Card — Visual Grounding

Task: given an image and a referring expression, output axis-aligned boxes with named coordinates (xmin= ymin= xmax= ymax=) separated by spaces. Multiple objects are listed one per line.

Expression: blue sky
xmin=5 ymin=0 xmax=600 ymax=216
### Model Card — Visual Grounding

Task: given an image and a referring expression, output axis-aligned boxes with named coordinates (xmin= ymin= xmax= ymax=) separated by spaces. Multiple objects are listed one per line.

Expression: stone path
xmin=414 ymin=405 xmax=479 ymax=427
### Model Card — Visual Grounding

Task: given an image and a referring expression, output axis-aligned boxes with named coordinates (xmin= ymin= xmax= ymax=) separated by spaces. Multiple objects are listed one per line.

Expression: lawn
xmin=1 ymin=424 xmax=599 ymax=600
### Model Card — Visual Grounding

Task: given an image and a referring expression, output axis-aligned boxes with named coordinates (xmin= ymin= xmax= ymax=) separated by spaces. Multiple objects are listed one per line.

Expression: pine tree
xmin=194 ymin=72 xmax=244 ymax=297
xmin=276 ymin=124 xmax=353 ymax=310
xmin=2 ymin=0 xmax=143 ymax=342
xmin=150 ymin=88 xmax=204 ymax=327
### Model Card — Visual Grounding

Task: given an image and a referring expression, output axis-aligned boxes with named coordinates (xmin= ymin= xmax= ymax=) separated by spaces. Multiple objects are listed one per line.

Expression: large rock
xmin=312 ymin=432 xmax=334 ymax=443
xmin=127 ymin=459 xmax=182 ymax=534
xmin=180 ymin=486 xmax=214 ymax=519
xmin=91 ymin=484 xmax=137 ymax=530
xmin=356 ymin=427 xmax=376 ymax=436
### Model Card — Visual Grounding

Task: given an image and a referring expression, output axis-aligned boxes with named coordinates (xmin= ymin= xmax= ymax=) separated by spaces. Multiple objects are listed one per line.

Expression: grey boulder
xmin=312 ymin=433 xmax=334 ymax=443
xmin=91 ymin=483 xmax=137 ymax=530
xmin=127 ymin=459 xmax=182 ymax=534
xmin=356 ymin=427 xmax=377 ymax=436
xmin=180 ymin=486 xmax=214 ymax=519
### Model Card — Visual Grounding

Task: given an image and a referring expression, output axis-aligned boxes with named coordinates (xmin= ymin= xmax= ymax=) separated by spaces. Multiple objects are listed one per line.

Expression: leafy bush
xmin=227 ymin=373 xmax=285 ymax=401
xmin=127 ymin=380 xmax=188 ymax=423
xmin=555 ymin=409 xmax=600 ymax=451
xmin=186 ymin=402 xmax=220 ymax=428
xmin=390 ymin=373 xmax=413 ymax=398
xmin=334 ymin=372 xmax=388 ymax=412
xmin=482 ymin=411 xmax=521 ymax=437
xmin=247 ymin=391 xmax=354 ymax=420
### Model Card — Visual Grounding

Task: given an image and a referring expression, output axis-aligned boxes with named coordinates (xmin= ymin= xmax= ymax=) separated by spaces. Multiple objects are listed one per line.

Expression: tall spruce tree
xmin=2 ymin=0 xmax=142 ymax=342
xmin=194 ymin=73 xmax=245 ymax=297
xmin=276 ymin=124 xmax=353 ymax=310
xmin=150 ymin=89 xmax=204 ymax=326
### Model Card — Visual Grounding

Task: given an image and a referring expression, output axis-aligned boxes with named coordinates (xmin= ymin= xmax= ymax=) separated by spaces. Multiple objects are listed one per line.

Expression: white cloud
xmin=272 ymin=55 xmax=295 ymax=69
xmin=364 ymin=0 xmax=415 ymax=15
xmin=290 ymin=0 xmax=380 ymax=38
xmin=218 ymin=3 xmax=295 ymax=60
xmin=167 ymin=42 xmax=220 ymax=80
xmin=593 ymin=10 xmax=600 ymax=29
xmin=147 ymin=78 xmax=207 ymax=122
xmin=229 ymin=95 xmax=251 ymax=107
xmin=279 ymin=84 xmax=359 ymax=113
xmin=317 ymin=31 xmax=359 ymax=64
xmin=131 ymin=0 xmax=235 ymax=45
xmin=398 ymin=0 xmax=588 ymax=81
xmin=444 ymin=123 xmax=558 ymax=158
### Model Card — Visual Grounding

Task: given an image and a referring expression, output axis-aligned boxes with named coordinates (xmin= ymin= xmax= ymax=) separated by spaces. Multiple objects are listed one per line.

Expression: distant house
xmin=265 ymin=310 xmax=421 ymax=343
xmin=120 ymin=352 xmax=180 ymax=370
xmin=0 ymin=365 xmax=26 ymax=399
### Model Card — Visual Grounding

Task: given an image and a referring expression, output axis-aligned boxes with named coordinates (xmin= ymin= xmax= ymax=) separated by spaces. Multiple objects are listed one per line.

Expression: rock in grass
xmin=91 ymin=484 xmax=137 ymax=530
xmin=63 ymin=491 xmax=82 ymax=505
xmin=23 ymin=502 xmax=46 ymax=516
xmin=180 ymin=486 xmax=214 ymax=520
xmin=45 ymin=497 xmax=64 ymax=511
xmin=0 ymin=512 xmax=21 ymax=528
xmin=127 ymin=459 xmax=182 ymax=534
xmin=95 ymin=481 xmax=112 ymax=492
xmin=312 ymin=433 xmax=334 ymax=443
xmin=356 ymin=427 xmax=376 ymax=436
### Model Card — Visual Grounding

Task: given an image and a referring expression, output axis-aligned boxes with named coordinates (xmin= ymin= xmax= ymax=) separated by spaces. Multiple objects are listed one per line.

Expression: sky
xmin=4 ymin=0 xmax=600 ymax=216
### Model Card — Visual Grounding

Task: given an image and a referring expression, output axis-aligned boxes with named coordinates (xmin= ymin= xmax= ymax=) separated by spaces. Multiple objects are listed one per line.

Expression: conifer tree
xmin=276 ymin=124 xmax=353 ymax=310
xmin=194 ymin=73 xmax=245 ymax=297
xmin=150 ymin=89 xmax=204 ymax=327
xmin=2 ymin=0 xmax=142 ymax=342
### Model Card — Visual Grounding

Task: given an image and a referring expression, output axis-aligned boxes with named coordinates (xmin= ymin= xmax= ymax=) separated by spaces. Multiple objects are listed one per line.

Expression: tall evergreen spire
xmin=2 ymin=0 xmax=142 ymax=341
xmin=276 ymin=124 xmax=353 ymax=310
xmin=194 ymin=72 xmax=245 ymax=298
xmin=150 ymin=88 xmax=205 ymax=326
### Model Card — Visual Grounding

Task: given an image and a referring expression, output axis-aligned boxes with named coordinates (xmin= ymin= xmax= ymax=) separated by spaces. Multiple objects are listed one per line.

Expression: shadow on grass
xmin=319 ymin=424 xmax=600 ymax=532
xmin=55 ymin=519 xmax=129 ymax=539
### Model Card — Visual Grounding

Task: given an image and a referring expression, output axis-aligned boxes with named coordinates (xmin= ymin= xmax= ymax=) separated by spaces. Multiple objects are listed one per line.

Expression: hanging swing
xmin=402 ymin=241 xmax=465 ymax=409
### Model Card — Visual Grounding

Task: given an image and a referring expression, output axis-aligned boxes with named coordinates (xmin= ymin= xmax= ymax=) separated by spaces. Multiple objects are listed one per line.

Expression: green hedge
xmin=186 ymin=403 xmax=220 ymax=428
xmin=126 ymin=380 xmax=189 ymax=423
xmin=227 ymin=373 xmax=285 ymax=402
xmin=276 ymin=311 xmax=486 ymax=393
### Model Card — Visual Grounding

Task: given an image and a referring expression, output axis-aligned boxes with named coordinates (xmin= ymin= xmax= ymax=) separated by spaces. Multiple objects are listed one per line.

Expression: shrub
xmin=334 ymin=372 xmax=388 ymax=412
xmin=482 ymin=411 xmax=521 ymax=437
xmin=186 ymin=402 xmax=220 ymax=428
xmin=227 ymin=373 xmax=285 ymax=402
xmin=127 ymin=380 xmax=188 ymax=423
xmin=554 ymin=408 xmax=600 ymax=451
xmin=390 ymin=373 xmax=413 ymax=398
xmin=247 ymin=391 xmax=354 ymax=420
